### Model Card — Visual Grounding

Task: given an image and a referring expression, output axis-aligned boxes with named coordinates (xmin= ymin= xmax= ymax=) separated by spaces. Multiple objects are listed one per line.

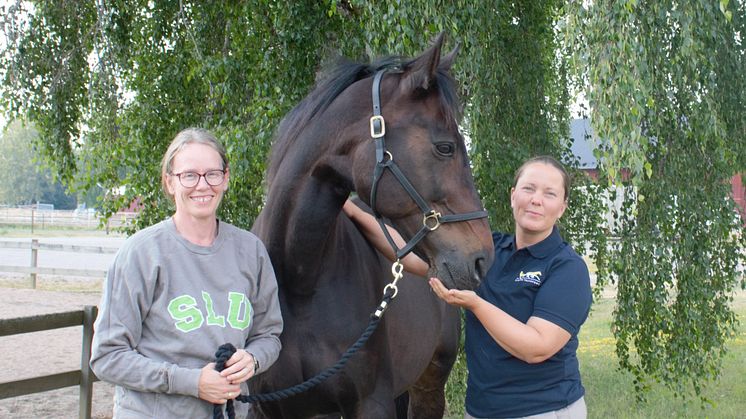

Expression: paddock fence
xmin=0 ymin=239 xmax=118 ymax=288
xmin=0 ymin=306 xmax=99 ymax=419
xmin=0 ymin=207 xmax=137 ymax=233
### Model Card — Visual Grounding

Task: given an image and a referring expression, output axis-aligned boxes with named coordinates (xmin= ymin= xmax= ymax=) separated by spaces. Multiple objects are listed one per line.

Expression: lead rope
xmin=211 ymin=261 xmax=405 ymax=419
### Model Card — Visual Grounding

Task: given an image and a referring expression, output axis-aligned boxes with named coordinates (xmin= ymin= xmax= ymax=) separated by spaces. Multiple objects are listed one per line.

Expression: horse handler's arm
xmin=342 ymin=199 xmax=429 ymax=277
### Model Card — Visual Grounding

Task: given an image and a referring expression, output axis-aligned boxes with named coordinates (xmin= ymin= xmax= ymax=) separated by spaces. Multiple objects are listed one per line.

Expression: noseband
xmin=368 ymin=69 xmax=488 ymax=260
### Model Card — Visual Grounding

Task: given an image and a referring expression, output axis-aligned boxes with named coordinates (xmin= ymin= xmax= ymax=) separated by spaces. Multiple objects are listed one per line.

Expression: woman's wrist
xmin=250 ymin=353 xmax=259 ymax=373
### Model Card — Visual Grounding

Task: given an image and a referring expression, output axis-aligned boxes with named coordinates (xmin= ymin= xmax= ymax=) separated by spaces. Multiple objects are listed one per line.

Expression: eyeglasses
xmin=170 ymin=170 xmax=226 ymax=187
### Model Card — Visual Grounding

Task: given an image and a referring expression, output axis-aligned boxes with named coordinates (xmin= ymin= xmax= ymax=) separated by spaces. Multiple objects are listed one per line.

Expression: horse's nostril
xmin=475 ymin=256 xmax=488 ymax=280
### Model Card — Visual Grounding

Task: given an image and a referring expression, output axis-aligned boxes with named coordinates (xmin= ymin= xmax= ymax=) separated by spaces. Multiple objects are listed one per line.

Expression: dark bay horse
xmin=250 ymin=34 xmax=494 ymax=418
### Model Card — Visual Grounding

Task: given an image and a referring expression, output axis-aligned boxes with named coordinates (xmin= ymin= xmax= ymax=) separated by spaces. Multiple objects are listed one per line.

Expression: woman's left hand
xmin=429 ymin=277 xmax=481 ymax=310
xmin=219 ymin=349 xmax=257 ymax=385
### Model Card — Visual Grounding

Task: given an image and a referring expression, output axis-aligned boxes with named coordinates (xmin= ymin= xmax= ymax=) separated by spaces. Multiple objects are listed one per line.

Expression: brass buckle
xmin=370 ymin=115 xmax=386 ymax=138
xmin=423 ymin=210 xmax=442 ymax=231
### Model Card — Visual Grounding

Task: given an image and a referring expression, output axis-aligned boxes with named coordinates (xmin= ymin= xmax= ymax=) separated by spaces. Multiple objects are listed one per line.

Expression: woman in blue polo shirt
xmin=343 ymin=155 xmax=592 ymax=418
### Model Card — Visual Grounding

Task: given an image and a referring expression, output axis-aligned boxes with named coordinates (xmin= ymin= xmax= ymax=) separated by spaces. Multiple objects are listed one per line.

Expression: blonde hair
xmin=160 ymin=128 xmax=228 ymax=201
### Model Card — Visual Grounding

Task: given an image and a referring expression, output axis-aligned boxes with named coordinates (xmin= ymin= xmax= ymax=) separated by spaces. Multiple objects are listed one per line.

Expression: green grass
xmin=579 ymin=294 xmax=746 ymax=418
xmin=445 ymin=291 xmax=746 ymax=418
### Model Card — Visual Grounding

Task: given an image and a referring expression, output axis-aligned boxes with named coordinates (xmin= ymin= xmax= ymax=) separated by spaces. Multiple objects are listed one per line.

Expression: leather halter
xmin=368 ymin=69 xmax=488 ymax=260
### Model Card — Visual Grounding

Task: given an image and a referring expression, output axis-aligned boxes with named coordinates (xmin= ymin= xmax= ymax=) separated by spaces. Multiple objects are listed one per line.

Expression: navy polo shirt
xmin=464 ymin=227 xmax=592 ymax=418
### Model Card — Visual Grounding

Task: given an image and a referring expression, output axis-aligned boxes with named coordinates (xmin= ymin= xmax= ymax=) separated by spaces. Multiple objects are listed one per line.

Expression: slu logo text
xmin=168 ymin=291 xmax=253 ymax=333
xmin=515 ymin=271 xmax=542 ymax=286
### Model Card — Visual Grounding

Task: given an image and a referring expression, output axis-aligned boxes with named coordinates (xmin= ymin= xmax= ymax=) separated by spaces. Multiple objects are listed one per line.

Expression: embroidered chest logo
xmin=515 ymin=270 xmax=542 ymax=286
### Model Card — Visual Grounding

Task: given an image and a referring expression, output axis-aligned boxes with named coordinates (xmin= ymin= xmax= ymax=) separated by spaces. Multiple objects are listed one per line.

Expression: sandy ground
xmin=0 ymin=287 xmax=115 ymax=418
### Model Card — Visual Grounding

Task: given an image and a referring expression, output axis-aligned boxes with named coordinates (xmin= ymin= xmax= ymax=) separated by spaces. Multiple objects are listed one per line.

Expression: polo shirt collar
xmin=524 ymin=226 xmax=563 ymax=258
xmin=496 ymin=232 xmax=514 ymax=250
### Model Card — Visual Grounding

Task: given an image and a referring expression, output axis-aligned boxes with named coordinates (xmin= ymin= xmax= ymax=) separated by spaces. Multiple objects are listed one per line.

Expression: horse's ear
xmin=311 ymin=155 xmax=354 ymax=191
xmin=440 ymin=42 xmax=459 ymax=73
xmin=401 ymin=32 xmax=446 ymax=92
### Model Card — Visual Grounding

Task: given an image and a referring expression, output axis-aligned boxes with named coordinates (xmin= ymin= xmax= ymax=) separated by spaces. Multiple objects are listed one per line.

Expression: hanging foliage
xmin=2 ymin=0 xmax=744 ymax=412
xmin=564 ymin=0 xmax=746 ymax=402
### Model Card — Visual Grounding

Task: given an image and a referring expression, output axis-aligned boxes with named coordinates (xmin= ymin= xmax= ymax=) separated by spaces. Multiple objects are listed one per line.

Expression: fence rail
xmin=0 ymin=306 xmax=99 ymax=419
xmin=0 ymin=239 xmax=118 ymax=288
xmin=0 ymin=240 xmax=119 ymax=254
xmin=0 ymin=208 xmax=137 ymax=232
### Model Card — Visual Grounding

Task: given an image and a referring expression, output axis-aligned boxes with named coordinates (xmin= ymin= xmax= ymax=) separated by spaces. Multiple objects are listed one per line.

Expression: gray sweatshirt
xmin=91 ymin=218 xmax=283 ymax=418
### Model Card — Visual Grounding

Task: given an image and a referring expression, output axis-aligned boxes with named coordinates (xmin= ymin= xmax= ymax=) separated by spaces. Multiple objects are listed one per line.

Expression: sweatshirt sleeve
xmin=244 ymin=241 xmax=283 ymax=375
xmin=90 ymin=246 xmax=202 ymax=397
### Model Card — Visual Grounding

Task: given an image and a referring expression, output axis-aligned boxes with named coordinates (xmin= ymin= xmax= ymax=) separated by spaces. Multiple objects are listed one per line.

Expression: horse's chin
xmin=429 ymin=261 xmax=481 ymax=291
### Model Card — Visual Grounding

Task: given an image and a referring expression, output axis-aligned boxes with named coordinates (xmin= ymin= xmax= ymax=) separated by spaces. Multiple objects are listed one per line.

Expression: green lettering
xmin=202 ymin=291 xmax=226 ymax=327
xmin=168 ymin=295 xmax=204 ymax=333
xmin=227 ymin=292 xmax=252 ymax=330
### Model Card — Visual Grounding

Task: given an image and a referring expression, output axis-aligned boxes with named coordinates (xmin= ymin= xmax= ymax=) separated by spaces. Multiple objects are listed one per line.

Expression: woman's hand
xmin=430 ymin=277 xmax=572 ymax=363
xmin=428 ymin=277 xmax=482 ymax=310
xmin=198 ymin=363 xmax=241 ymax=404
xmin=220 ymin=349 xmax=257 ymax=385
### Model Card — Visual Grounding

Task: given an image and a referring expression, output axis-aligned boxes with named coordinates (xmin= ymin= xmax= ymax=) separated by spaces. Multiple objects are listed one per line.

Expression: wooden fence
xmin=0 ymin=239 xmax=118 ymax=288
xmin=0 ymin=207 xmax=137 ymax=232
xmin=0 ymin=306 xmax=99 ymax=419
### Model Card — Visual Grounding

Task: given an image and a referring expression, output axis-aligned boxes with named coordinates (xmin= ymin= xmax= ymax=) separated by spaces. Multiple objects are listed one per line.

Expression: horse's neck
xmin=256 ymin=154 xmax=349 ymax=296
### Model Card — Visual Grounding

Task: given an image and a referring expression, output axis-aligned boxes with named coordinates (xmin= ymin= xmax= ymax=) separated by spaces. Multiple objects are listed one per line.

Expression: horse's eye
xmin=434 ymin=142 xmax=455 ymax=156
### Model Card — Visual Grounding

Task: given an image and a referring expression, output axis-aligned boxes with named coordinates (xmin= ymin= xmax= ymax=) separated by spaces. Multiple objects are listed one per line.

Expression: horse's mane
xmin=265 ymin=54 xmax=462 ymax=186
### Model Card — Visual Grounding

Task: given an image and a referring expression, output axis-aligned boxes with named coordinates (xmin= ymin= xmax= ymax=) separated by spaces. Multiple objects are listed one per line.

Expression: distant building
xmin=569 ymin=118 xmax=598 ymax=173
xmin=733 ymin=174 xmax=745 ymax=223
xmin=109 ymin=185 xmax=142 ymax=213
xmin=569 ymin=118 xmax=746 ymax=223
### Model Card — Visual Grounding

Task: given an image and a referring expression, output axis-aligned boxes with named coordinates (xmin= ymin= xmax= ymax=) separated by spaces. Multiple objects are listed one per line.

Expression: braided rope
xmin=212 ymin=291 xmax=393 ymax=419
xmin=213 ymin=344 xmax=237 ymax=419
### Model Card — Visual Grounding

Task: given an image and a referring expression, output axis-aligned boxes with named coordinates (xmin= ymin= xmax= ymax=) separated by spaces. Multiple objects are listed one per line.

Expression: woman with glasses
xmin=91 ymin=127 xmax=283 ymax=419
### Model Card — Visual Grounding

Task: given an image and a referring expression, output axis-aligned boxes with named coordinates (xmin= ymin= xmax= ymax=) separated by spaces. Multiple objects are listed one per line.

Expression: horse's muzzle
xmin=432 ymin=248 xmax=493 ymax=291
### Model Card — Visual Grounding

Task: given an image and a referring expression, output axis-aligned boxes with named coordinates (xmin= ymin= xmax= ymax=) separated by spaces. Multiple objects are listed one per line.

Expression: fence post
xmin=30 ymin=239 xmax=38 ymax=289
xmin=31 ymin=209 xmax=35 ymax=234
xmin=79 ymin=305 xmax=98 ymax=419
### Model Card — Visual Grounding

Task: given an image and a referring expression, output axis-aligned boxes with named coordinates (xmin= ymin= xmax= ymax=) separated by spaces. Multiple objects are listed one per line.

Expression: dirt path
xmin=0 ymin=287 xmax=115 ymax=418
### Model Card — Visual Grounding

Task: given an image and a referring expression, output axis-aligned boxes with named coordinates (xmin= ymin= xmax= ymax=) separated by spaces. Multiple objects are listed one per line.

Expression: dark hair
xmin=513 ymin=156 xmax=571 ymax=201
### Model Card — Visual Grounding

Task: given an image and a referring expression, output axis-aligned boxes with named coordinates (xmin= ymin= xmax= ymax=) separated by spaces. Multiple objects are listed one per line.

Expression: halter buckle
xmin=423 ymin=210 xmax=442 ymax=231
xmin=370 ymin=115 xmax=386 ymax=138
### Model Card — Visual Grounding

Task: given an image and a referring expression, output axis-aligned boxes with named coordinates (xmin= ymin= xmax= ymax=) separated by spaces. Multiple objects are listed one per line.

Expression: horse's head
xmin=315 ymin=34 xmax=494 ymax=290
